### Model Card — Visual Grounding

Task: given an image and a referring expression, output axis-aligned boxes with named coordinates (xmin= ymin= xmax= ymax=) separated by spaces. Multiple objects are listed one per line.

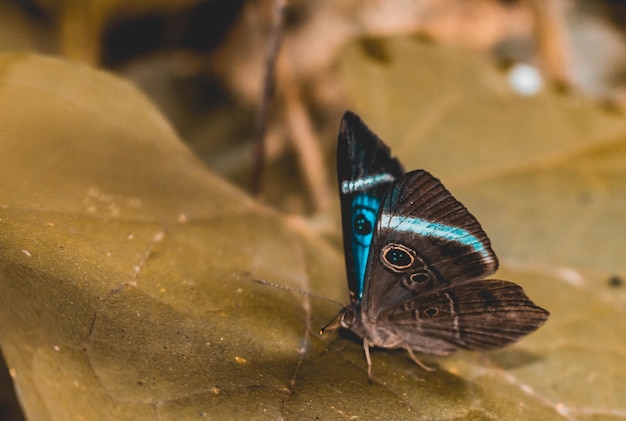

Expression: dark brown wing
xmin=362 ymin=170 xmax=498 ymax=318
xmin=382 ymin=280 xmax=549 ymax=351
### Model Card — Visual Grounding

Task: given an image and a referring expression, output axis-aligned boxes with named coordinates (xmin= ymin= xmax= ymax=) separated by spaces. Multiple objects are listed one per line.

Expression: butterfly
xmin=324 ymin=111 xmax=549 ymax=380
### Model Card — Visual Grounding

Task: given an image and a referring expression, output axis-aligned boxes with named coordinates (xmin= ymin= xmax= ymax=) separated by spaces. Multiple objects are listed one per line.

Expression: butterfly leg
xmin=405 ymin=348 xmax=436 ymax=372
xmin=362 ymin=338 xmax=373 ymax=381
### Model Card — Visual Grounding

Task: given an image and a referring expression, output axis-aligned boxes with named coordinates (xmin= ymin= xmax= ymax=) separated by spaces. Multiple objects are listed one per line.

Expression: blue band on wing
xmin=351 ymin=195 xmax=380 ymax=299
xmin=341 ymin=173 xmax=395 ymax=194
xmin=379 ymin=213 xmax=489 ymax=258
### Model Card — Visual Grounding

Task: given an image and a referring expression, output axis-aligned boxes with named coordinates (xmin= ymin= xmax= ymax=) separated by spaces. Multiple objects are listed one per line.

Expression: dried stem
xmin=251 ymin=0 xmax=287 ymax=195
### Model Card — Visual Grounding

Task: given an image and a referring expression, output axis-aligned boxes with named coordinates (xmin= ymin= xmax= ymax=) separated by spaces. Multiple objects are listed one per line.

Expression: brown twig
xmin=527 ymin=0 xmax=571 ymax=88
xmin=250 ymin=0 xmax=287 ymax=196
xmin=282 ymin=63 xmax=333 ymax=212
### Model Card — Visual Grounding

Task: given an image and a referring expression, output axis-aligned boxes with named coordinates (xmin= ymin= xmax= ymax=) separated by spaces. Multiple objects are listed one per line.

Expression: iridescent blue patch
xmin=350 ymin=194 xmax=380 ymax=299
xmin=379 ymin=213 xmax=489 ymax=258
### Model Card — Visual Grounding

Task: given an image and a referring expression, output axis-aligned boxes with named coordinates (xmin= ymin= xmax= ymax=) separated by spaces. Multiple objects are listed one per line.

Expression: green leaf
xmin=340 ymin=37 xmax=626 ymax=418
xmin=1 ymin=37 xmax=625 ymax=421
xmin=0 ymin=52 xmax=337 ymax=419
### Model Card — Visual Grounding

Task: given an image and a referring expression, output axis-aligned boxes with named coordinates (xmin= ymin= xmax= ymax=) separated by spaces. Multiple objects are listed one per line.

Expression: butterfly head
xmin=319 ymin=304 xmax=364 ymax=336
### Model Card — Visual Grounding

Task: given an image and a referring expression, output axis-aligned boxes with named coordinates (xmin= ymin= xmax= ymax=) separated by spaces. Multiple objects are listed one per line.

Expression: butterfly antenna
xmin=319 ymin=312 xmax=342 ymax=335
xmin=253 ymin=279 xmax=344 ymax=309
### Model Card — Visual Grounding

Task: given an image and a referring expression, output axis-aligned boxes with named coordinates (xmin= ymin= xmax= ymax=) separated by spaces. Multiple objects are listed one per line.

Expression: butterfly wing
xmin=360 ymin=170 xmax=547 ymax=353
xmin=381 ymin=279 xmax=549 ymax=352
xmin=361 ymin=169 xmax=498 ymax=316
xmin=337 ymin=111 xmax=404 ymax=304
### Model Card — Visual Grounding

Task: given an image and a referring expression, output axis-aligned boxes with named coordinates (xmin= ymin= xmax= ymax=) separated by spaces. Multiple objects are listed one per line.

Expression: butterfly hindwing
xmin=361 ymin=169 xmax=498 ymax=317
xmin=337 ymin=111 xmax=404 ymax=304
xmin=381 ymin=280 xmax=550 ymax=353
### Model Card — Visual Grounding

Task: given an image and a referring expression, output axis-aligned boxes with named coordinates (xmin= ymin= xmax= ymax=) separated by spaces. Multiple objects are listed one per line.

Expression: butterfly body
xmin=333 ymin=111 xmax=549 ymax=378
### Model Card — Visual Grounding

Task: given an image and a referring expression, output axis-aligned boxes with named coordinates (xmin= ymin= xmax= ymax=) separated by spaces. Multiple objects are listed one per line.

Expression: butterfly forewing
xmin=337 ymin=111 xmax=404 ymax=304
xmin=361 ymin=170 xmax=498 ymax=318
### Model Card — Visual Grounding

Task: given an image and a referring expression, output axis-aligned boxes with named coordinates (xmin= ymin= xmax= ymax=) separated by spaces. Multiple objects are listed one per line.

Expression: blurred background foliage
xmin=0 ymin=0 xmax=625 ymax=419
xmin=1 ymin=0 xmax=625 ymax=214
